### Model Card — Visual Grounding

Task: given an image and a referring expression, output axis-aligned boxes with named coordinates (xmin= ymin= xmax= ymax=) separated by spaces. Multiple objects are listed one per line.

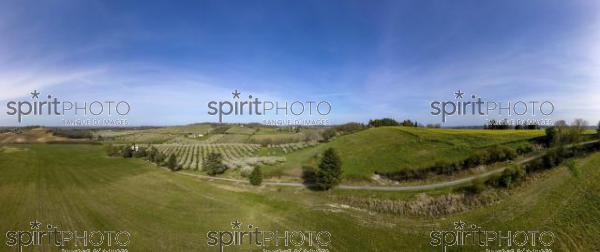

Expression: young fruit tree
xmin=316 ymin=148 xmax=342 ymax=190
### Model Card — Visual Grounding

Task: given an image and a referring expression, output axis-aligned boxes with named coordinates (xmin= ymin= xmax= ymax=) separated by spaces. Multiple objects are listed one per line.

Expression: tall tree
xmin=249 ymin=167 xmax=263 ymax=186
xmin=316 ymin=148 xmax=343 ymax=190
xmin=204 ymin=153 xmax=226 ymax=176
xmin=544 ymin=127 xmax=557 ymax=147
xmin=167 ymin=154 xmax=178 ymax=171
xmin=121 ymin=145 xmax=133 ymax=158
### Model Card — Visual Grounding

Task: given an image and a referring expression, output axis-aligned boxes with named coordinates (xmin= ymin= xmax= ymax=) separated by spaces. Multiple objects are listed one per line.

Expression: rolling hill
xmin=0 ymin=142 xmax=598 ymax=251
xmin=0 ymin=127 xmax=70 ymax=143
xmin=266 ymin=127 xmax=544 ymax=180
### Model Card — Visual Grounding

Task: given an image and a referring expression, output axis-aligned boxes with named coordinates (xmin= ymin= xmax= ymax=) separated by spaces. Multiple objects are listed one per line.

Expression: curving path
xmin=176 ymin=139 xmax=599 ymax=192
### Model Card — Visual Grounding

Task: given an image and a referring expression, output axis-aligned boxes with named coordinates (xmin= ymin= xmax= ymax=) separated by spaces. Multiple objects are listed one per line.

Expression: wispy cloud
xmin=0 ymin=1 xmax=599 ymax=126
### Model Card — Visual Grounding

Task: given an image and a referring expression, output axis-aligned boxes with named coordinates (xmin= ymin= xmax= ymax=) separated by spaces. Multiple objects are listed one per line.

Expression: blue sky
xmin=0 ymin=0 xmax=599 ymax=126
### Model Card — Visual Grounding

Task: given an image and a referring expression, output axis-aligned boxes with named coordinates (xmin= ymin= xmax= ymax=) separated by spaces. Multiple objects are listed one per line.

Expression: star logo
xmin=232 ymin=90 xmax=241 ymax=99
xmin=231 ymin=220 xmax=241 ymax=229
xmin=31 ymin=90 xmax=40 ymax=99
xmin=453 ymin=220 xmax=466 ymax=230
xmin=30 ymin=220 xmax=42 ymax=230
xmin=454 ymin=90 xmax=465 ymax=99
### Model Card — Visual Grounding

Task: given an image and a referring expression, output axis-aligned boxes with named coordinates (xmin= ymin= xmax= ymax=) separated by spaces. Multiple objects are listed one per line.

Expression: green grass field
xmin=0 ymin=143 xmax=598 ymax=251
xmin=264 ymin=127 xmax=544 ymax=180
xmin=450 ymin=154 xmax=600 ymax=251
xmin=0 ymin=144 xmax=407 ymax=251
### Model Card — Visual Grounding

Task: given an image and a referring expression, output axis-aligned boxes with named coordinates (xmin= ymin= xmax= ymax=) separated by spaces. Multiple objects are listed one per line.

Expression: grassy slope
xmin=0 ymin=144 xmax=403 ymax=251
xmin=0 ymin=144 xmax=598 ymax=251
xmin=328 ymin=152 xmax=600 ymax=251
xmin=268 ymin=127 xmax=543 ymax=180
xmin=451 ymin=152 xmax=600 ymax=251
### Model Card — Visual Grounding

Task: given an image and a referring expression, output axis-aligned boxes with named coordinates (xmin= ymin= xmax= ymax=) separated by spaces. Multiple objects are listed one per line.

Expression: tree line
xmin=105 ymin=143 xmax=344 ymax=190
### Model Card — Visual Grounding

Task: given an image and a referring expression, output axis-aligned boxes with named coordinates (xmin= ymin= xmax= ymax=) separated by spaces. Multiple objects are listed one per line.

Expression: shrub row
xmin=485 ymin=164 xmax=526 ymax=189
xmin=104 ymin=144 xmax=176 ymax=170
xmin=526 ymin=142 xmax=600 ymax=173
xmin=462 ymin=141 xmax=600 ymax=193
xmin=333 ymin=123 xmax=366 ymax=135
xmin=378 ymin=145 xmax=525 ymax=181
xmin=49 ymin=128 xmax=94 ymax=139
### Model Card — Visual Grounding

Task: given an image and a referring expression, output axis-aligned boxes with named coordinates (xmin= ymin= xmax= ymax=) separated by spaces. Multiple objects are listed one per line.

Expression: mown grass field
xmin=0 ymin=144 xmax=410 ymax=251
xmin=0 ymin=143 xmax=598 ymax=251
xmin=264 ymin=127 xmax=544 ymax=180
